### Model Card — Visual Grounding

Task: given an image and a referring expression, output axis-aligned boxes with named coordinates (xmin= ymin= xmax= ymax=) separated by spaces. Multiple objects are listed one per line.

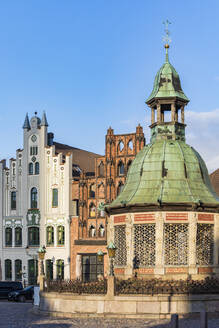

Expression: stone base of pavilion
xmin=39 ymin=291 xmax=219 ymax=318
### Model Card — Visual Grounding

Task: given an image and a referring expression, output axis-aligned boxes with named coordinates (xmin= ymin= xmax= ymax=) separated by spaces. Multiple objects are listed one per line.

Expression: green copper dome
xmin=109 ymin=140 xmax=219 ymax=210
xmin=146 ymin=52 xmax=189 ymax=104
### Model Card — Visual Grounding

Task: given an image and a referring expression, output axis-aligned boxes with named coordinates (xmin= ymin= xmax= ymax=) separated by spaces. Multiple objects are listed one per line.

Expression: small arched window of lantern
xmin=98 ymin=224 xmax=105 ymax=237
xmin=117 ymin=182 xmax=124 ymax=196
xmin=89 ymin=203 xmax=96 ymax=218
xmin=89 ymin=184 xmax=96 ymax=198
xmin=89 ymin=225 xmax=96 ymax=237
xmin=35 ymin=162 xmax=39 ymax=175
xmin=98 ymin=161 xmax=104 ymax=177
xmin=118 ymin=161 xmax=125 ymax=176
xmin=128 ymin=139 xmax=133 ymax=150
xmin=29 ymin=163 xmax=33 ymax=175
xmin=118 ymin=140 xmax=124 ymax=153
xmin=127 ymin=160 xmax=132 ymax=173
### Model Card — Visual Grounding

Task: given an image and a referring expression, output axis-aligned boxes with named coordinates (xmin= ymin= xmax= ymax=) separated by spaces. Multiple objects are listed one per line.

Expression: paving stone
xmin=2 ymin=301 xmax=219 ymax=327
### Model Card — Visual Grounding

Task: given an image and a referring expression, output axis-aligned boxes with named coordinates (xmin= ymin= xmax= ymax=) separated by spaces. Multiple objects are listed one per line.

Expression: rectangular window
xmin=52 ymin=188 xmax=58 ymax=207
xmin=196 ymin=224 xmax=214 ymax=265
xmin=82 ymin=255 xmax=103 ymax=282
xmin=164 ymin=223 xmax=188 ymax=266
xmin=11 ymin=191 xmax=16 ymax=210
xmin=72 ymin=200 xmax=79 ymax=216
xmin=114 ymin=225 xmax=127 ymax=266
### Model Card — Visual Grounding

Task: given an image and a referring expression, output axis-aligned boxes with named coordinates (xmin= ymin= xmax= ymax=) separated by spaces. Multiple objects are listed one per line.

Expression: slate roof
xmin=54 ymin=141 xmax=101 ymax=173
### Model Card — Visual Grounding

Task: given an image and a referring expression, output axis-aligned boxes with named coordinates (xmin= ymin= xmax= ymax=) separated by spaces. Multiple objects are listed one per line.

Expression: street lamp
xmin=38 ymin=245 xmax=46 ymax=275
xmin=107 ymin=242 xmax=117 ymax=276
xmin=97 ymin=250 xmax=104 ymax=263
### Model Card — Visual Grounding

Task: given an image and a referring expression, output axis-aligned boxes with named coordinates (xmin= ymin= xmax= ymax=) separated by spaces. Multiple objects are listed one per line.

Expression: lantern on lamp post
xmin=97 ymin=250 xmax=104 ymax=263
xmin=38 ymin=245 xmax=46 ymax=275
xmin=107 ymin=242 xmax=117 ymax=276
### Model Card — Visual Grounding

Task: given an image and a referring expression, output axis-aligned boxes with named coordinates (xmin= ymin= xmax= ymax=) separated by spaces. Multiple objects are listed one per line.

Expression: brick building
xmin=70 ymin=125 xmax=145 ymax=281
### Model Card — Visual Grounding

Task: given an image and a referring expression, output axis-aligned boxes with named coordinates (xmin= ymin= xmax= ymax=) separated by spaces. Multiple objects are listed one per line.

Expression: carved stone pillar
xmin=188 ymin=212 xmax=197 ymax=275
xmin=154 ymin=212 xmax=164 ymax=275
xmin=157 ymin=104 xmax=161 ymax=123
xmin=151 ymin=107 xmax=155 ymax=124
xmin=181 ymin=106 xmax=185 ymax=124
xmin=171 ymin=103 xmax=175 ymax=122
xmin=125 ymin=214 xmax=133 ymax=277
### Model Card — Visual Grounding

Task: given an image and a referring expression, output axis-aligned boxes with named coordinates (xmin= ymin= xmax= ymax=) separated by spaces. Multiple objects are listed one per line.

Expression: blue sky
xmin=1 ymin=1 xmax=219 ymax=171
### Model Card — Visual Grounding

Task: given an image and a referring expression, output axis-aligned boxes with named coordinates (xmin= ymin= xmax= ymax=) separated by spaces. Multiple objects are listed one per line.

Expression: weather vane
xmin=163 ymin=19 xmax=171 ymax=46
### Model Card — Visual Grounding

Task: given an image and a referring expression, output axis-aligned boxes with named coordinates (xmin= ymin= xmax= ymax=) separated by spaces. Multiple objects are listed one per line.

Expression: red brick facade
xmin=70 ymin=125 xmax=145 ymax=279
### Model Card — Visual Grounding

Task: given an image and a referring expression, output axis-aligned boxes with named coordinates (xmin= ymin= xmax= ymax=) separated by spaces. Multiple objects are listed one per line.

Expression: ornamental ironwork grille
xmin=164 ymin=223 xmax=188 ymax=265
xmin=114 ymin=225 xmax=127 ymax=266
xmin=196 ymin=223 xmax=214 ymax=265
xmin=134 ymin=224 xmax=156 ymax=267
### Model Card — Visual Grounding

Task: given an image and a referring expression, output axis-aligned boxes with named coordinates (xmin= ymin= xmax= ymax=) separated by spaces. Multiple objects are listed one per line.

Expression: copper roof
xmin=54 ymin=142 xmax=101 ymax=173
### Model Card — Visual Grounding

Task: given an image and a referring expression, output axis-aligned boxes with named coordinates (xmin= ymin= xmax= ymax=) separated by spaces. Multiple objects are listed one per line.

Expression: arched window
xmin=30 ymin=187 xmax=38 ymax=208
xmin=52 ymin=188 xmax=58 ymax=207
xmin=46 ymin=259 xmax=53 ymax=280
xmin=98 ymin=162 xmax=104 ymax=177
xmin=5 ymin=259 xmax=12 ymax=280
xmin=89 ymin=184 xmax=96 ymax=198
xmin=11 ymin=191 xmax=16 ymax=210
xmin=89 ymin=225 xmax=96 ymax=237
xmin=56 ymin=259 xmax=64 ymax=280
xmin=15 ymin=227 xmax=22 ymax=246
xmin=15 ymin=259 xmax=22 ymax=281
xmin=98 ymin=183 xmax=105 ymax=199
xmin=28 ymin=227 xmax=39 ymax=246
xmin=29 ymin=163 xmax=33 ymax=175
xmin=118 ymin=141 xmax=124 ymax=152
xmin=117 ymin=182 xmax=124 ymax=196
xmin=57 ymin=226 xmax=65 ymax=245
xmin=127 ymin=160 xmax=132 ymax=173
xmin=35 ymin=162 xmax=39 ymax=175
xmin=118 ymin=161 xmax=125 ymax=176
xmin=5 ymin=227 xmax=12 ymax=247
xmin=46 ymin=226 xmax=54 ymax=246
xmin=98 ymin=224 xmax=105 ymax=237
xmin=89 ymin=203 xmax=96 ymax=217
xmin=128 ymin=139 xmax=133 ymax=150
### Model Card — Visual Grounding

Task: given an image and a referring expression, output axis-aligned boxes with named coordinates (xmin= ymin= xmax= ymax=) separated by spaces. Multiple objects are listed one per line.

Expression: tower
xmin=106 ymin=36 xmax=219 ymax=280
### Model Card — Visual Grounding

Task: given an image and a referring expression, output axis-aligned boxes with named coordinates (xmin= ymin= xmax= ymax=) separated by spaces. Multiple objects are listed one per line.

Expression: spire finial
xmin=163 ymin=20 xmax=171 ymax=62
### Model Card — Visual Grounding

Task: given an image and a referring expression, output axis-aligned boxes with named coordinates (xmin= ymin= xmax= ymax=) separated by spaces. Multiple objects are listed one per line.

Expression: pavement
xmin=1 ymin=301 xmax=219 ymax=327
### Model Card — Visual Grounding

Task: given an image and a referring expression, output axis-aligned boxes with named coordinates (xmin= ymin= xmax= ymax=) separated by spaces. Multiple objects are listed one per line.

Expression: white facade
xmin=0 ymin=112 xmax=72 ymax=284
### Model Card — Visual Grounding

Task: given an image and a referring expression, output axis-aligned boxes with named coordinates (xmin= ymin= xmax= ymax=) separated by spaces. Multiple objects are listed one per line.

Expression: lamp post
xmin=38 ymin=245 xmax=46 ymax=291
xmin=38 ymin=245 xmax=46 ymax=275
xmin=107 ymin=242 xmax=117 ymax=276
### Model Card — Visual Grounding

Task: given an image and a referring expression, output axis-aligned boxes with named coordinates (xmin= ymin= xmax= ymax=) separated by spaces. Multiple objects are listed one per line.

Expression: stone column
xmin=154 ymin=212 xmax=164 ymax=275
xmin=125 ymin=214 xmax=133 ymax=277
xmin=181 ymin=106 xmax=185 ymax=124
xmin=151 ymin=107 xmax=155 ymax=124
xmin=188 ymin=212 xmax=197 ymax=275
xmin=157 ymin=104 xmax=161 ymax=123
xmin=213 ymin=214 xmax=219 ymax=274
xmin=76 ymin=255 xmax=82 ymax=279
xmin=171 ymin=103 xmax=175 ymax=122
